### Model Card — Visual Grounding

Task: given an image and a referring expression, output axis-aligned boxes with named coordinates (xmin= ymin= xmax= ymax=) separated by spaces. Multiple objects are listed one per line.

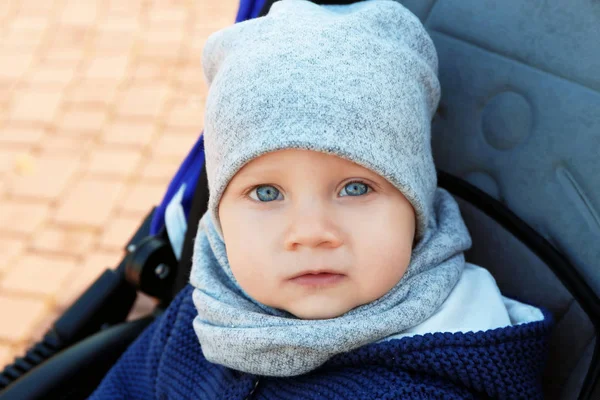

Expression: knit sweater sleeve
xmin=88 ymin=287 xmax=189 ymax=400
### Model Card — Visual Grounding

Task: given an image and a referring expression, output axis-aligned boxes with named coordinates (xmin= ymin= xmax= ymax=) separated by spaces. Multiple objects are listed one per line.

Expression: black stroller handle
xmin=0 ymin=317 xmax=153 ymax=400
xmin=0 ymin=208 xmax=178 ymax=396
xmin=0 ymin=267 xmax=137 ymax=391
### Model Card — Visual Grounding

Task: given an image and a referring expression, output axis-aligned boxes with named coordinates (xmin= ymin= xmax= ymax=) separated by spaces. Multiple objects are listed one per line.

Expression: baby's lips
xmin=289 ymin=273 xmax=346 ymax=287
xmin=287 ymin=269 xmax=345 ymax=280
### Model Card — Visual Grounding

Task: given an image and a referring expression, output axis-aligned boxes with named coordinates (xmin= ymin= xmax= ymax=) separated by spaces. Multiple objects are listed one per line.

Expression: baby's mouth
xmin=289 ymin=272 xmax=345 ymax=287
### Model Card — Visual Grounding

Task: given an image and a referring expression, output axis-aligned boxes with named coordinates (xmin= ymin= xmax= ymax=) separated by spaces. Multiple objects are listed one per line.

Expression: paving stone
xmin=101 ymin=120 xmax=157 ymax=147
xmin=0 ymin=237 xmax=25 ymax=274
xmin=105 ymin=0 xmax=143 ymax=16
xmin=60 ymin=1 xmax=99 ymax=26
xmin=83 ymin=54 xmax=131 ymax=81
xmin=99 ymin=214 xmax=143 ymax=250
xmin=0 ymin=0 xmax=237 ymax=354
xmin=8 ymin=343 xmax=28 ymax=367
xmin=66 ymin=80 xmax=119 ymax=107
xmin=8 ymin=15 xmax=49 ymax=31
xmin=4 ymin=36 xmax=45 ymax=56
xmin=2 ymin=19 xmax=44 ymax=39
xmin=0 ymin=125 xmax=47 ymax=147
xmin=92 ymin=30 xmax=136 ymax=55
xmin=85 ymin=146 xmax=143 ymax=178
xmin=56 ymin=251 xmax=122 ymax=309
xmin=165 ymin=96 xmax=205 ymax=130
xmin=39 ymin=47 xmax=84 ymax=66
xmin=0 ymin=294 xmax=49 ymax=342
xmin=0 ymin=54 xmax=34 ymax=80
xmin=27 ymin=308 xmax=61 ymax=344
xmin=8 ymin=18 xmax=50 ymax=36
xmin=38 ymin=134 xmax=94 ymax=155
xmin=59 ymin=109 xmax=108 ymax=136
xmin=25 ymin=64 xmax=77 ymax=87
xmin=97 ymin=15 xmax=139 ymax=34
xmin=186 ymin=31 xmax=209 ymax=54
xmin=142 ymin=27 xmax=185 ymax=44
xmin=130 ymin=61 xmax=172 ymax=84
xmin=53 ymin=177 xmax=126 ymax=228
xmin=0 ymin=344 xmax=12 ymax=369
xmin=16 ymin=79 xmax=73 ymax=94
xmin=119 ymin=181 xmax=167 ymax=217
xmin=151 ymin=130 xmax=200 ymax=161
xmin=191 ymin=19 xmax=225 ymax=37
xmin=190 ymin=12 xmax=234 ymax=29
xmin=8 ymin=90 xmax=63 ymax=125
xmin=146 ymin=8 xmax=187 ymax=26
xmin=138 ymin=41 xmax=183 ymax=62
xmin=4 ymin=151 xmax=36 ymax=177
xmin=0 ymin=1 xmax=13 ymax=21
xmin=0 ymin=148 xmax=17 ymax=175
xmin=0 ymin=254 xmax=77 ymax=297
xmin=45 ymin=26 xmax=91 ymax=51
xmin=116 ymin=82 xmax=171 ymax=119
xmin=3 ymin=153 xmax=80 ymax=200
xmin=0 ymin=79 xmax=17 ymax=109
xmin=0 ymin=201 xmax=50 ymax=236
xmin=31 ymin=226 xmax=96 ymax=256
xmin=17 ymin=0 xmax=54 ymax=16
xmin=174 ymin=61 xmax=208 ymax=92
xmin=137 ymin=156 xmax=181 ymax=183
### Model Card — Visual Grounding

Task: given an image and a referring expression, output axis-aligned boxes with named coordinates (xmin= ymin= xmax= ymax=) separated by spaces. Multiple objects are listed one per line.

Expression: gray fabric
xmin=201 ymin=0 xmax=440 ymax=240
xmin=395 ymin=0 xmax=600 ymax=297
xmin=190 ymin=189 xmax=471 ymax=376
xmin=560 ymin=338 xmax=594 ymax=400
xmin=392 ymin=1 xmax=600 ymax=396
xmin=430 ymin=30 xmax=600 ymax=292
xmin=193 ymin=0 xmax=599 ymax=390
xmin=455 ymin=196 xmax=596 ymax=399
xmin=193 ymin=0 xmax=474 ymax=376
xmin=550 ymin=303 xmax=596 ymax=399
xmin=454 ymin=198 xmax=572 ymax=315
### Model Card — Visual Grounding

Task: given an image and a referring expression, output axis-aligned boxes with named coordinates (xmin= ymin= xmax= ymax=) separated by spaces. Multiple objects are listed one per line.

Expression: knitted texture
xmin=190 ymin=189 xmax=471 ymax=377
xmin=202 ymin=0 xmax=441 ymax=240
xmin=195 ymin=0 xmax=472 ymax=379
xmin=90 ymin=285 xmax=553 ymax=400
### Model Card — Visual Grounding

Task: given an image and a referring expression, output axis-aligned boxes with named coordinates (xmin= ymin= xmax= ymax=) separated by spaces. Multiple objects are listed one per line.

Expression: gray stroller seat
xmin=395 ymin=0 xmax=600 ymax=398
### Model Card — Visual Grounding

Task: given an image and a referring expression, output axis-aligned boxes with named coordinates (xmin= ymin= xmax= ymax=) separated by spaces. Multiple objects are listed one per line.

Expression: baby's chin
xmin=283 ymin=299 xmax=362 ymax=320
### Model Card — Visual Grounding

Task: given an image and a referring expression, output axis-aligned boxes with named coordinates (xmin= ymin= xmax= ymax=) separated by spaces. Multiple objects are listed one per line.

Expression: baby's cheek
xmin=362 ymin=239 xmax=411 ymax=299
xmin=379 ymin=254 xmax=408 ymax=289
xmin=228 ymin=247 xmax=275 ymax=302
xmin=228 ymin=251 xmax=252 ymax=280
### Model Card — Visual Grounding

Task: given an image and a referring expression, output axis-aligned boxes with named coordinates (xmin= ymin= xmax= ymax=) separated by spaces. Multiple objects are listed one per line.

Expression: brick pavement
xmin=0 ymin=0 xmax=239 ymax=370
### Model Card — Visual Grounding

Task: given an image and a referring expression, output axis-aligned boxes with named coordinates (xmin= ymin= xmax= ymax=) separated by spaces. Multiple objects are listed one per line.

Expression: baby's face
xmin=219 ymin=149 xmax=415 ymax=320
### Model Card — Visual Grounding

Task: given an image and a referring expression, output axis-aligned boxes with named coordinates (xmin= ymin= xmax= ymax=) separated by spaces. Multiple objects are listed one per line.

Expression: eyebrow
xmin=232 ymin=159 xmax=389 ymax=189
xmin=237 ymin=164 xmax=282 ymax=177
xmin=229 ymin=166 xmax=283 ymax=186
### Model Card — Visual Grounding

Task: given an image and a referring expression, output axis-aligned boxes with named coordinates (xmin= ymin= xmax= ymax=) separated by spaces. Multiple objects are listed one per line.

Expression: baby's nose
xmin=283 ymin=207 xmax=343 ymax=251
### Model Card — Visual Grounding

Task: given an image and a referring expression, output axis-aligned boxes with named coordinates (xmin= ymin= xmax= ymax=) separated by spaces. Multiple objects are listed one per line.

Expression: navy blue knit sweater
xmin=89 ymin=285 xmax=552 ymax=399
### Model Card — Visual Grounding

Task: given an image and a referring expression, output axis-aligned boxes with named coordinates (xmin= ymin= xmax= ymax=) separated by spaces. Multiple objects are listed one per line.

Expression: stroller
xmin=1 ymin=0 xmax=599 ymax=398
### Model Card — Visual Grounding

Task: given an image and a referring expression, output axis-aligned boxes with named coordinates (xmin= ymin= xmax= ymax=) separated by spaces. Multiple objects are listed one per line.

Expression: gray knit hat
xmin=201 ymin=0 xmax=441 ymax=240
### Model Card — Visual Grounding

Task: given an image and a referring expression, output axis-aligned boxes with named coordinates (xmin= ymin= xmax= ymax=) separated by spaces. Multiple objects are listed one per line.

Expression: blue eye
xmin=339 ymin=181 xmax=370 ymax=197
xmin=251 ymin=185 xmax=282 ymax=202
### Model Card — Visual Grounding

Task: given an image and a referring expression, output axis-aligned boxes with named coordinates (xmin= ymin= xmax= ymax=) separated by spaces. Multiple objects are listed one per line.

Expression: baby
xmin=91 ymin=1 xmax=552 ymax=399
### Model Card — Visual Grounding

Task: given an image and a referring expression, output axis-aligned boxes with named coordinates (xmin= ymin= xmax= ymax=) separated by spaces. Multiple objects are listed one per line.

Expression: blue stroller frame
xmin=1 ymin=0 xmax=599 ymax=399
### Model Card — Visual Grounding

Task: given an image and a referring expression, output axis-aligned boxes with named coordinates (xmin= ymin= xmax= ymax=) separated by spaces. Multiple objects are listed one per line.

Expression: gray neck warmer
xmin=190 ymin=0 xmax=472 ymax=376
xmin=191 ymin=189 xmax=471 ymax=376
